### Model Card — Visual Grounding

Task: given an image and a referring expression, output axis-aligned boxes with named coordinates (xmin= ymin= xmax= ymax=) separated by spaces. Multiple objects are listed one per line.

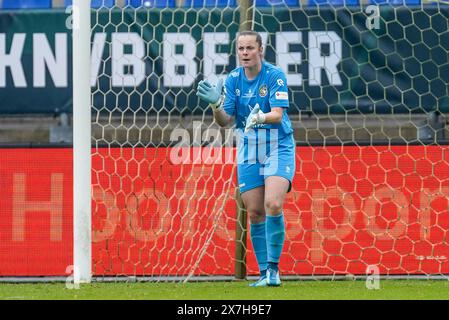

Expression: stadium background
xmin=1 ymin=0 xmax=449 ymax=280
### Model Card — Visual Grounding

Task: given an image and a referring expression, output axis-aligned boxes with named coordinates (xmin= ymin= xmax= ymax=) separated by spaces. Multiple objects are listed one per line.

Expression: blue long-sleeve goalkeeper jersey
xmin=222 ymin=61 xmax=293 ymax=137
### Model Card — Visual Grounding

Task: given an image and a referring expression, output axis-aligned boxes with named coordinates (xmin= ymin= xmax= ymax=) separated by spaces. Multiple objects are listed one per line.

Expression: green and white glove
xmin=244 ymin=104 xmax=266 ymax=133
xmin=196 ymin=78 xmax=224 ymax=111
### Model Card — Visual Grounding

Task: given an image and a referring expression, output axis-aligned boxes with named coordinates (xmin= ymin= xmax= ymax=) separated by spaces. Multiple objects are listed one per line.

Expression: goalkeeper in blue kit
xmin=196 ymin=31 xmax=295 ymax=286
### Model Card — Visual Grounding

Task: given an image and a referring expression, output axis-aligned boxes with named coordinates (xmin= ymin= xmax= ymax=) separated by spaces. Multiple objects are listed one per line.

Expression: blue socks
xmin=250 ymin=213 xmax=286 ymax=275
xmin=266 ymin=213 xmax=285 ymax=272
xmin=250 ymin=222 xmax=268 ymax=275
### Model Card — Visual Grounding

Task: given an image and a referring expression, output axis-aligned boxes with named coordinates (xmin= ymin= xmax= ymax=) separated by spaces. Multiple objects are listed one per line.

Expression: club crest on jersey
xmin=235 ymin=89 xmax=240 ymax=96
xmin=259 ymin=85 xmax=268 ymax=97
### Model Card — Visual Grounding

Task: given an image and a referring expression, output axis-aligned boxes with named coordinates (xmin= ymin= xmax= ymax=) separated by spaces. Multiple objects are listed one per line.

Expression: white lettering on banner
xmin=1 ymin=31 xmax=344 ymax=88
xmin=163 ymin=33 xmax=197 ymax=87
xmin=112 ymin=33 xmax=146 ymax=87
xmin=33 ymin=33 xmax=68 ymax=87
xmin=12 ymin=173 xmax=63 ymax=242
xmin=91 ymin=33 xmax=107 ymax=87
xmin=203 ymin=32 xmax=229 ymax=85
xmin=0 ymin=33 xmax=27 ymax=87
xmin=309 ymin=31 xmax=343 ymax=86
xmin=276 ymin=31 xmax=302 ymax=86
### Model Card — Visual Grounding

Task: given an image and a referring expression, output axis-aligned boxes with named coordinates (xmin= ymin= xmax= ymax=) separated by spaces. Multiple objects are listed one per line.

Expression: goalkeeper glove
xmin=244 ymin=104 xmax=266 ymax=133
xmin=196 ymin=78 xmax=224 ymax=111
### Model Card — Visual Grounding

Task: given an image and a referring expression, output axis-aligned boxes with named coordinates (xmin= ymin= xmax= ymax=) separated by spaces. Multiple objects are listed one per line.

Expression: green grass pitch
xmin=1 ymin=280 xmax=449 ymax=300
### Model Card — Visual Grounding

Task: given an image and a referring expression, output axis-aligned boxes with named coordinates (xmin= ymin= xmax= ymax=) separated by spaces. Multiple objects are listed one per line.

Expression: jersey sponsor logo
xmin=259 ymin=85 xmax=267 ymax=97
xmin=243 ymin=89 xmax=256 ymax=99
xmin=230 ymin=71 xmax=239 ymax=78
xmin=277 ymin=79 xmax=285 ymax=86
xmin=275 ymin=91 xmax=288 ymax=100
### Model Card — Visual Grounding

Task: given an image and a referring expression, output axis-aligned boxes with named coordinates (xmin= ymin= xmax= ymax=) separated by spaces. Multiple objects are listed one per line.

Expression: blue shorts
xmin=237 ymin=133 xmax=295 ymax=194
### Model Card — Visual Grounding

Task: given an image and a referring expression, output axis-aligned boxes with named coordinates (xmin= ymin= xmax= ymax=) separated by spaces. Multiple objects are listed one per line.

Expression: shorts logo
xmin=286 ymin=166 xmax=291 ymax=174
xmin=239 ymin=183 xmax=246 ymax=188
xmin=275 ymin=91 xmax=288 ymax=100
xmin=259 ymin=85 xmax=267 ymax=97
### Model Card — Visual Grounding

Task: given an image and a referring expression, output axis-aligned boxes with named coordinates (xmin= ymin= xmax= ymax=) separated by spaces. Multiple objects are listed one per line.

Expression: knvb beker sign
xmin=0 ymin=31 xmax=342 ymax=88
xmin=0 ymin=7 xmax=447 ymax=114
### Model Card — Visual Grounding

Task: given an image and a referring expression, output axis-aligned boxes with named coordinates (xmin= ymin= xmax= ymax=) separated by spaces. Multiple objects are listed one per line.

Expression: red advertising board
xmin=1 ymin=146 xmax=449 ymax=276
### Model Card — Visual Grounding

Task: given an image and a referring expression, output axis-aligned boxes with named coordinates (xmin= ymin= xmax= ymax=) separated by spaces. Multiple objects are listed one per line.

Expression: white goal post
xmin=73 ymin=0 xmax=92 ymax=284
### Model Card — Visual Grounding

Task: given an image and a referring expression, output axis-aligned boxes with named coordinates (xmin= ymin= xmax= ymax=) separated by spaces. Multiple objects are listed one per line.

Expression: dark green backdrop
xmin=0 ymin=6 xmax=448 ymax=115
